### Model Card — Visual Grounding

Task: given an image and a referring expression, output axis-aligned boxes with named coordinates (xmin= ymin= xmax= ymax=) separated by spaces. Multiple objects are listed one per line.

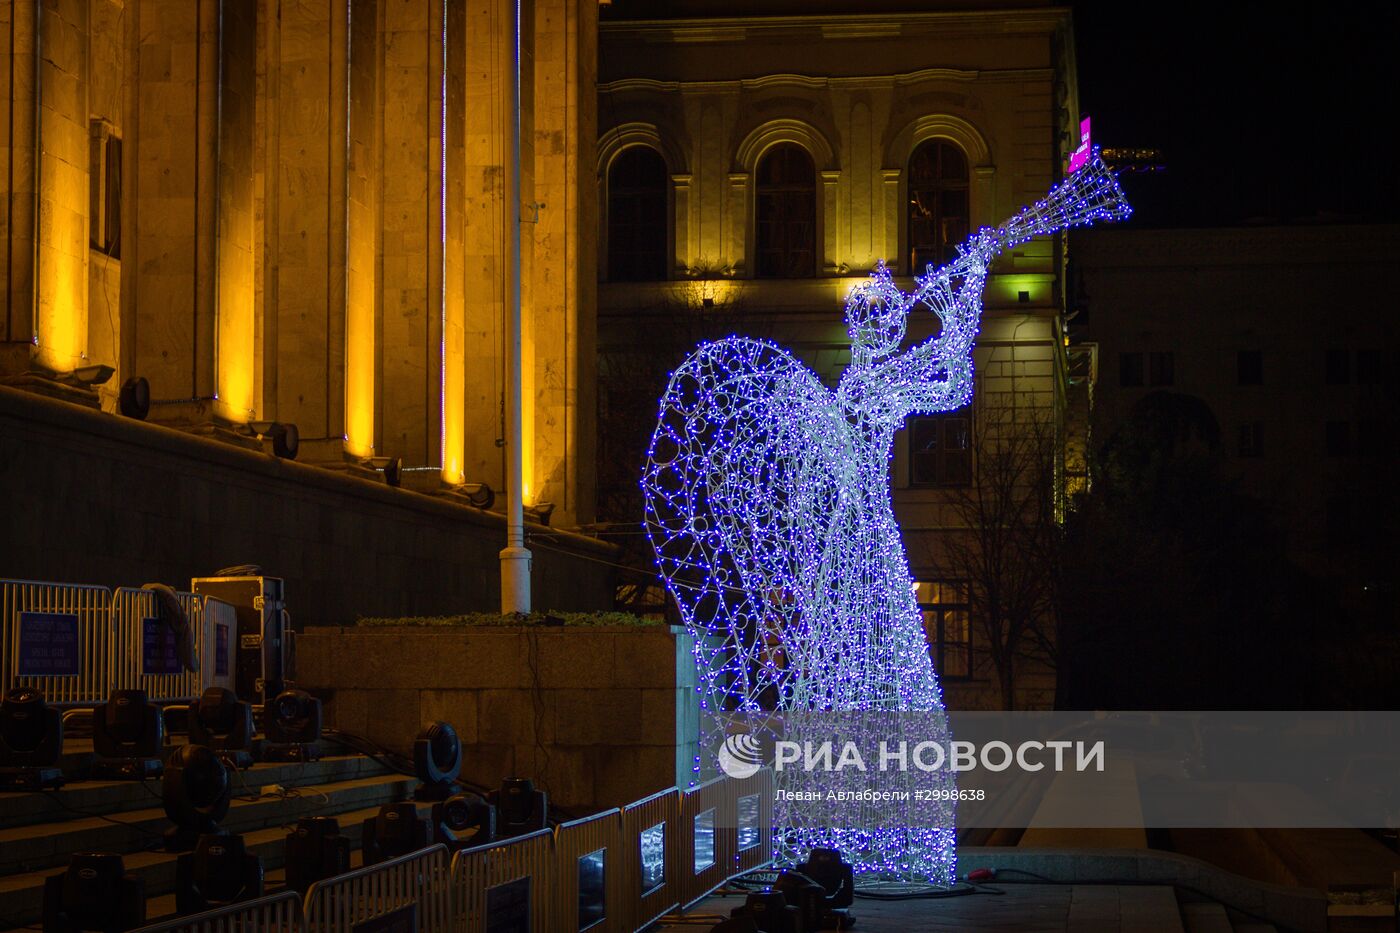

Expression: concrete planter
xmin=297 ymin=624 xmax=699 ymax=813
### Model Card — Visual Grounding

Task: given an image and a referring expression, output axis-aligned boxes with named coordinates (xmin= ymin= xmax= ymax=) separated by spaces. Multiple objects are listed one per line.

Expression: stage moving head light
xmin=413 ymin=720 xmax=463 ymax=800
xmin=0 ymin=686 xmax=64 ymax=791
xmin=188 ymin=688 xmax=255 ymax=770
xmin=794 ymin=847 xmax=854 ymax=910
xmin=163 ymin=744 xmax=232 ymax=851
xmin=42 ymin=852 xmax=145 ymax=933
xmin=284 ymin=817 xmax=352 ymax=891
xmin=432 ymin=793 xmax=495 ymax=851
xmin=361 ymin=802 xmax=432 ymax=866
xmin=262 ymin=689 xmax=322 ymax=762
xmin=92 ymin=690 xmax=164 ymax=781
xmin=176 ymin=832 xmax=264 ymax=913
xmin=488 ymin=777 xmax=548 ymax=838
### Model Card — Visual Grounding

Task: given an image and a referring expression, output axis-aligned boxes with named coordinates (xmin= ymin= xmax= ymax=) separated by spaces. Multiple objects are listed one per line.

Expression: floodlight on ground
xmin=283 ymin=817 xmax=352 ymax=891
xmin=262 ymin=689 xmax=322 ymax=762
xmin=432 ymin=793 xmax=495 ymax=851
xmin=488 ymin=777 xmax=547 ymax=838
xmin=187 ymin=688 xmax=255 ymax=770
xmin=162 ymin=744 xmax=232 ymax=851
xmin=175 ymin=832 xmax=264 ymax=913
xmin=0 ymin=686 xmax=64 ymax=791
xmin=92 ymin=689 xmax=164 ymax=781
xmin=118 ymin=376 xmax=150 ymax=419
xmin=41 ymin=853 xmax=144 ymax=932
xmin=361 ymin=802 xmax=431 ymax=865
xmin=413 ymin=720 xmax=463 ymax=800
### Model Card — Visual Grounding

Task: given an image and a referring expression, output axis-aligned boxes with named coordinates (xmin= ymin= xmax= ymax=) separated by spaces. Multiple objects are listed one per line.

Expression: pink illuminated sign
xmin=1068 ymin=116 xmax=1092 ymax=173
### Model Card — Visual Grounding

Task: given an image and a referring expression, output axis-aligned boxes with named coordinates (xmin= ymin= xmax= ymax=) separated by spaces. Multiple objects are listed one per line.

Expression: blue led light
xmin=642 ymin=153 xmax=1130 ymax=883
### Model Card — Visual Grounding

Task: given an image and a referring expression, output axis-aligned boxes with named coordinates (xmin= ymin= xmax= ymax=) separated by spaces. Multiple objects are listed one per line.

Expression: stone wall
xmin=297 ymin=624 xmax=698 ymax=814
xmin=0 ymin=387 xmax=616 ymax=626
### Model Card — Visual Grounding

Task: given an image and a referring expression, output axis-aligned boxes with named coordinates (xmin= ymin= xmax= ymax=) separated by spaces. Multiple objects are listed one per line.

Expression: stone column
xmin=725 ymin=172 xmax=748 ymax=276
xmin=1 ymin=0 xmax=38 ymax=374
xmin=881 ymin=168 xmax=901 ymax=270
xmin=670 ymin=172 xmax=691 ymax=275
xmin=130 ymin=0 xmax=218 ymax=406
xmin=33 ymin=0 xmax=89 ymax=375
xmin=379 ymin=0 xmax=446 ymax=471
xmin=529 ymin=0 xmax=596 ymax=527
xmin=461 ymin=0 xmax=508 ymax=496
xmin=820 ymin=169 xmax=840 ymax=274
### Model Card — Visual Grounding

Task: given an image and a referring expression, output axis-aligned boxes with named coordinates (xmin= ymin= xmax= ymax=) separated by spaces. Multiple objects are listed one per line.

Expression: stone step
xmin=0 ymin=803 xmax=389 ymax=932
xmin=1181 ymin=901 xmax=1235 ymax=933
xmin=0 ymin=755 xmax=393 ymax=832
xmin=0 ymin=772 xmax=415 ymax=878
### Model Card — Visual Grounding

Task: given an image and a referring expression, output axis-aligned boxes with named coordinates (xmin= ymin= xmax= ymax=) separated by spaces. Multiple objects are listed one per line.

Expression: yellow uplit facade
xmin=2 ymin=0 xmax=597 ymax=529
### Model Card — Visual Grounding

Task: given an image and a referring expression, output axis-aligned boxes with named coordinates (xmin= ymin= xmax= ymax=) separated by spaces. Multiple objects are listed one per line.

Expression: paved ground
xmin=653 ymin=883 xmax=1188 ymax=932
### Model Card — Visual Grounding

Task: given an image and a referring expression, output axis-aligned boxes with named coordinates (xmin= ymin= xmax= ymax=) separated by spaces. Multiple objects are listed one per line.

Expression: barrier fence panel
xmin=676 ymin=776 xmax=733 ymax=909
xmin=110 ymin=588 xmax=212 ymax=703
xmin=304 ymin=844 xmax=451 ymax=933
xmin=552 ymin=808 xmax=626 ymax=933
xmin=729 ymin=768 xmax=775 ymax=878
xmin=131 ymin=891 xmax=303 ymax=933
xmin=620 ymin=787 xmax=681 ymax=931
xmin=1 ymin=579 xmax=113 ymax=705
xmin=195 ymin=596 xmax=237 ymax=696
xmin=451 ymin=828 xmax=554 ymax=933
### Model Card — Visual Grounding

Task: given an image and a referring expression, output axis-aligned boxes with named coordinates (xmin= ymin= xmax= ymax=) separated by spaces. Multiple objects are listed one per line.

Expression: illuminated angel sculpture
xmin=643 ymin=154 xmax=1130 ymax=883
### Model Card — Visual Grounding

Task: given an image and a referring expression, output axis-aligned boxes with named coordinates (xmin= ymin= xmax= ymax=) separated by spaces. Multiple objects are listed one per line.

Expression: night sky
xmin=1074 ymin=1 xmax=1399 ymax=227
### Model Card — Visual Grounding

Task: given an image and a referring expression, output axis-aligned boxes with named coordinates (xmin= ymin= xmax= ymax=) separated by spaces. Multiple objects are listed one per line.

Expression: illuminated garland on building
xmin=642 ymin=152 xmax=1130 ymax=883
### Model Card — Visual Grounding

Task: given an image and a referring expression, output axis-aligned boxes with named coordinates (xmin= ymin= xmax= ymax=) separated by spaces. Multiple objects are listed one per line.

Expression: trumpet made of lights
xmin=642 ymin=153 xmax=1130 ymax=883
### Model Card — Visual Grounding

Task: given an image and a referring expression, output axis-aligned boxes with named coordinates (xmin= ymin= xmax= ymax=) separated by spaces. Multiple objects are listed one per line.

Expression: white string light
xmin=643 ymin=152 xmax=1130 ymax=883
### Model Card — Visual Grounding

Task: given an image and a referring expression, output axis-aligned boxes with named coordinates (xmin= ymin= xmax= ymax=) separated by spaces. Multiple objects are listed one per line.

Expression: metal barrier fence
xmin=621 ymin=786 xmax=681 ymax=930
xmin=552 ymin=808 xmax=627 ymax=933
xmin=125 ymin=771 xmax=774 ymax=933
xmin=731 ymin=768 xmax=775 ymax=877
xmin=676 ymin=775 xmax=736 ymax=910
xmin=452 ymin=828 xmax=554 ymax=933
xmin=0 ymin=579 xmax=113 ymax=705
xmin=110 ymin=588 xmax=236 ymax=703
xmin=303 ymin=844 xmax=452 ymax=933
xmin=132 ymin=892 xmax=303 ymax=933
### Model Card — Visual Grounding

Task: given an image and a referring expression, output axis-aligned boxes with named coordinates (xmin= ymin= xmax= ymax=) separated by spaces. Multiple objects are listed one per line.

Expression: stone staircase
xmin=0 ymin=742 xmax=414 ymax=931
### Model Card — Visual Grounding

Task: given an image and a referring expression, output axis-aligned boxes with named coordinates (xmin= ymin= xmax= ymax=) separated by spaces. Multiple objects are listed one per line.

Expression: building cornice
xmin=601 ymin=66 xmax=1053 ymax=96
xmin=599 ymin=8 xmax=1072 ymax=42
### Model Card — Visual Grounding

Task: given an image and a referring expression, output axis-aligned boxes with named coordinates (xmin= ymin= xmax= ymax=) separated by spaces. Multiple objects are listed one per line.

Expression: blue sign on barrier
xmin=485 ymin=876 xmax=531 ymax=932
xmin=16 ymin=612 xmax=81 ymax=677
xmin=215 ymin=623 xmax=229 ymax=676
xmin=142 ymin=617 xmax=181 ymax=675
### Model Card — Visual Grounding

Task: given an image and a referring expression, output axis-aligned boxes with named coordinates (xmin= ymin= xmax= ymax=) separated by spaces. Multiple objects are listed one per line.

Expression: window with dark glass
xmin=90 ymin=128 xmax=121 ymax=259
xmin=909 ymin=413 xmax=971 ymax=487
xmin=1148 ymin=351 xmax=1175 ymax=386
xmin=755 ymin=144 xmax=816 ymax=278
xmin=1237 ymin=349 xmax=1263 ymax=385
xmin=607 ymin=147 xmax=668 ymax=282
xmin=1325 ymin=348 xmax=1350 ymax=385
xmin=1119 ymin=352 xmax=1144 ymax=387
xmin=914 ymin=581 xmax=972 ymax=680
xmin=907 ymin=140 xmax=969 ymax=273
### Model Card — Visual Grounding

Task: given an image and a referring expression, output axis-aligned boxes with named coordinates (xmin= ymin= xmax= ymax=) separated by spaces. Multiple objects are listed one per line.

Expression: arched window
xmin=755 ymin=144 xmax=816 ymax=278
xmin=907 ymin=140 xmax=969 ymax=273
xmin=607 ymin=147 xmax=668 ymax=281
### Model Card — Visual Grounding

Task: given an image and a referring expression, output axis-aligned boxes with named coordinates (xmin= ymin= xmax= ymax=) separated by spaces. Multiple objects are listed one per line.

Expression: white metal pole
xmin=500 ymin=0 xmax=531 ymax=613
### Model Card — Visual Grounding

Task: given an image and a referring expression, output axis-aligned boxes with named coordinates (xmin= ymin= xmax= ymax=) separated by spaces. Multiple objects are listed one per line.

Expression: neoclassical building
xmin=596 ymin=1 xmax=1088 ymax=709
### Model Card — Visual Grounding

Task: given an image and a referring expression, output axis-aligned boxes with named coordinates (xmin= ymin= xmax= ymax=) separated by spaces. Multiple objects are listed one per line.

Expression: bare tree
xmin=596 ymin=277 xmax=765 ymax=613
xmin=928 ymin=394 xmax=1060 ymax=709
